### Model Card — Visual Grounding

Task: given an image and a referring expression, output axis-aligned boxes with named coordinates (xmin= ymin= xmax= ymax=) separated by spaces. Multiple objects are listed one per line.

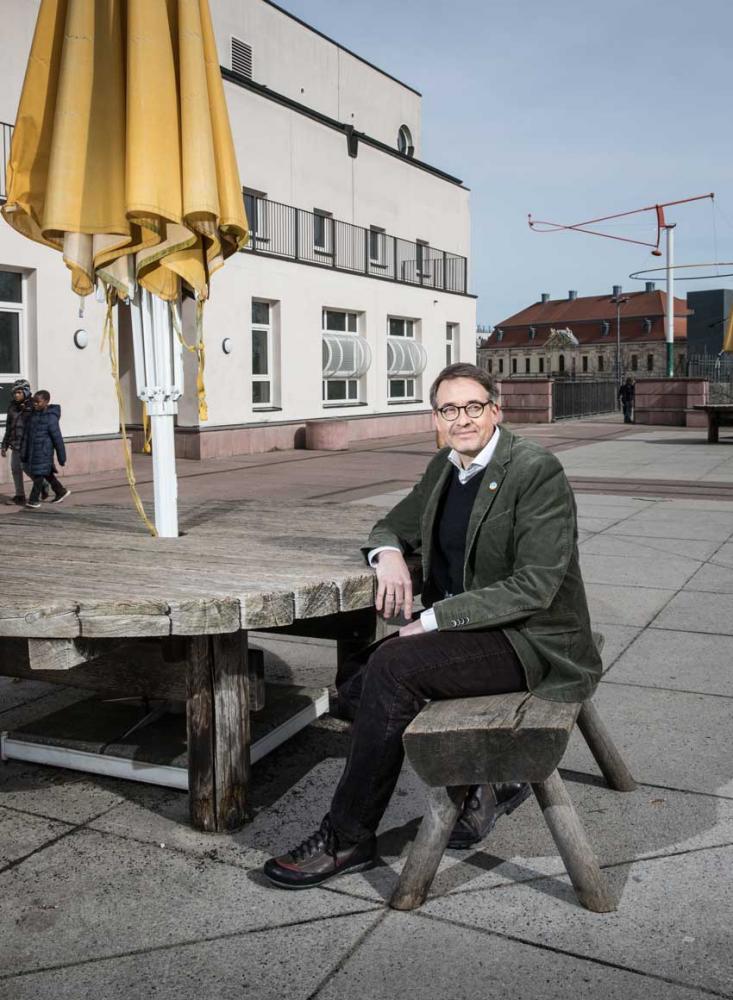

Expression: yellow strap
xmin=141 ymin=402 xmax=152 ymax=454
xmin=102 ymin=288 xmax=158 ymax=537
xmin=172 ymin=299 xmax=208 ymax=421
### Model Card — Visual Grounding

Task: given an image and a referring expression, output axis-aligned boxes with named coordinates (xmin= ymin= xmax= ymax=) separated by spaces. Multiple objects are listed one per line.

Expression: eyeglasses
xmin=436 ymin=400 xmax=495 ymax=421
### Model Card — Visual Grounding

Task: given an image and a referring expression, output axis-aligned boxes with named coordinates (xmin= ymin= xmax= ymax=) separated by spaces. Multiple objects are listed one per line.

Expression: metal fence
xmin=687 ymin=355 xmax=733 ymax=403
xmin=552 ymin=378 xmax=618 ymax=420
xmin=242 ymin=196 xmax=468 ymax=294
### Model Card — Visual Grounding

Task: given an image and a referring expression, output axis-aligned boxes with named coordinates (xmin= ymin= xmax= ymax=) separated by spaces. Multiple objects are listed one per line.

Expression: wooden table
xmin=0 ymin=500 xmax=388 ymax=831
xmin=693 ymin=404 xmax=733 ymax=443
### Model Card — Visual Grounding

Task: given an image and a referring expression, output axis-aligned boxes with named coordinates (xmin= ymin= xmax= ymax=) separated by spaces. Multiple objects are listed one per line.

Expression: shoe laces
xmin=290 ymin=815 xmax=339 ymax=862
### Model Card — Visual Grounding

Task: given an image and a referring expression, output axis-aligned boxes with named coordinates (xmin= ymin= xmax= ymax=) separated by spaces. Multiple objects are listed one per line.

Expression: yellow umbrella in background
xmin=2 ymin=0 xmax=249 ymax=536
xmin=723 ymin=308 xmax=733 ymax=354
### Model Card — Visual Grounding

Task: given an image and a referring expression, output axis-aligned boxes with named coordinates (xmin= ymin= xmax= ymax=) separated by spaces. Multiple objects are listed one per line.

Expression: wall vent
xmin=231 ymin=37 xmax=252 ymax=79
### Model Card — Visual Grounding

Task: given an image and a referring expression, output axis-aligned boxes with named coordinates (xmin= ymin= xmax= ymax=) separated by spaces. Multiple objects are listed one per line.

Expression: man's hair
xmin=429 ymin=363 xmax=499 ymax=410
xmin=34 ymin=390 xmax=51 ymax=402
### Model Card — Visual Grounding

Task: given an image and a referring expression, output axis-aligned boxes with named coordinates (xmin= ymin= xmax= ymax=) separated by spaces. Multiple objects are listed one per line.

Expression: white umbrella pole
xmin=129 ymin=288 xmax=183 ymax=538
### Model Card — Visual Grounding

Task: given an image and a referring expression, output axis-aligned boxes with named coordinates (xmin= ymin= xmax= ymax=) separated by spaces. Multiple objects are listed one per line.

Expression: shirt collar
xmin=447 ymin=426 xmax=500 ymax=476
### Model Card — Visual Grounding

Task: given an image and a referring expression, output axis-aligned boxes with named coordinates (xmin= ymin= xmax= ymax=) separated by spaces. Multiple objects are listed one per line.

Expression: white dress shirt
xmin=369 ymin=427 xmax=501 ymax=631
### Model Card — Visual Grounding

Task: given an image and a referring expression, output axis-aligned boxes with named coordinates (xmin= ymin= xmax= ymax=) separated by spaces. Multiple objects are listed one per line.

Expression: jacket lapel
xmin=463 ymin=428 xmax=514 ymax=568
xmin=420 ymin=458 xmax=452 ymax=585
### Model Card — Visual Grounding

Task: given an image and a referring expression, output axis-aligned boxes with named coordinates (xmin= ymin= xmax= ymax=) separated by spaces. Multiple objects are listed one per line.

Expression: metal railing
xmin=687 ymin=355 xmax=733 ymax=403
xmin=552 ymin=378 xmax=618 ymax=420
xmin=243 ymin=196 xmax=469 ymax=294
xmin=0 ymin=122 xmax=12 ymax=203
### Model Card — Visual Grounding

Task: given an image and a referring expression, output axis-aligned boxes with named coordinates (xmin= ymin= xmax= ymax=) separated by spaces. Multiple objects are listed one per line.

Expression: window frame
xmin=313 ymin=209 xmax=334 ymax=256
xmin=251 ymin=299 xmax=275 ymax=409
xmin=0 ymin=269 xmax=25 ymax=425
xmin=322 ymin=308 xmax=365 ymax=406
xmin=243 ymin=188 xmax=268 ymax=244
xmin=446 ymin=322 xmax=458 ymax=366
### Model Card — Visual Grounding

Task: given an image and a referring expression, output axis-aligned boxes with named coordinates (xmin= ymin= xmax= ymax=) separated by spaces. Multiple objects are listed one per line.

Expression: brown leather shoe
xmin=448 ymin=782 xmax=531 ymax=850
xmin=264 ymin=815 xmax=377 ymax=889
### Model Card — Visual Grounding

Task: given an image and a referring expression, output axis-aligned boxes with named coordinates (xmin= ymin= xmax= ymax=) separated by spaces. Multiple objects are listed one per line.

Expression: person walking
xmin=1 ymin=379 xmax=35 ymax=505
xmin=619 ymin=377 xmax=635 ymax=423
xmin=21 ymin=390 xmax=71 ymax=509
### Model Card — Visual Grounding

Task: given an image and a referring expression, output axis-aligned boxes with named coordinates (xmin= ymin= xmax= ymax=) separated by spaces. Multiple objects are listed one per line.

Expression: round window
xmin=397 ymin=124 xmax=413 ymax=156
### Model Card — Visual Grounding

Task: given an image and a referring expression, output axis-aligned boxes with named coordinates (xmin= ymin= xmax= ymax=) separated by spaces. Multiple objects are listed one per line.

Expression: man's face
xmin=12 ymin=390 xmax=24 ymax=404
xmin=432 ymin=377 xmax=500 ymax=464
xmin=32 ymin=395 xmax=48 ymax=411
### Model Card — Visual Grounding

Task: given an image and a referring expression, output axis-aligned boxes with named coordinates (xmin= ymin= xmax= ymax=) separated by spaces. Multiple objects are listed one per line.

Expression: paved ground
xmin=1 ymin=417 xmax=732 ymax=1000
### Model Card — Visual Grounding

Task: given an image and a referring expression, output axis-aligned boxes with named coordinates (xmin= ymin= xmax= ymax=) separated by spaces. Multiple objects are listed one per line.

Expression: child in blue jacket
xmin=21 ymin=391 xmax=71 ymax=508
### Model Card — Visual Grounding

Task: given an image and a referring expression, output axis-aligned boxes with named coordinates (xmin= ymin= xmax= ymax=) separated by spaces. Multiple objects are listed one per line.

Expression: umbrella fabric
xmin=2 ymin=0 xmax=248 ymax=302
xmin=723 ymin=308 xmax=733 ymax=354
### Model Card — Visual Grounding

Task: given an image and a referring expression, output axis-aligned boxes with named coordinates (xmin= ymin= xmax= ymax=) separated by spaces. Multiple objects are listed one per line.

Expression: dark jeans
xmin=330 ymin=627 xmax=527 ymax=844
xmin=29 ymin=473 xmax=64 ymax=503
xmin=622 ymin=401 xmax=633 ymax=423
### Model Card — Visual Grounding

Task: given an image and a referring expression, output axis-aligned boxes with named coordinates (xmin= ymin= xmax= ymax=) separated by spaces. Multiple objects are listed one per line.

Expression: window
xmin=322 ymin=309 xmax=370 ymax=404
xmin=498 ymin=358 xmax=504 ymax=374
xmin=0 ymin=269 xmax=24 ymax=422
xmin=582 ymin=355 xmax=589 ymax=373
xmin=314 ymin=209 xmax=333 ymax=254
xmin=496 ymin=329 xmax=504 ymax=342
xmin=558 ymin=354 xmax=565 ymax=373
xmin=487 ymin=359 xmax=493 ymax=374
xmin=631 ymin=354 xmax=638 ymax=372
xmin=251 ymin=300 xmax=279 ymax=407
xmin=528 ymin=326 xmax=536 ymax=341
xmin=243 ymin=188 xmax=268 ymax=242
xmin=525 ymin=357 xmax=531 ymax=373
xmin=231 ymin=37 xmax=252 ymax=79
xmin=369 ymin=226 xmax=386 ymax=267
xmin=387 ymin=316 xmax=426 ymax=401
xmin=643 ymin=318 xmax=652 ymax=334
xmin=539 ymin=357 xmax=544 ymax=374
xmin=647 ymin=353 xmax=654 ymax=372
xmin=598 ymin=355 xmax=605 ymax=372
xmin=512 ymin=357 xmax=517 ymax=374
xmin=397 ymin=124 xmax=414 ymax=156
xmin=601 ymin=321 xmax=610 ymax=336
xmin=446 ymin=323 xmax=459 ymax=366
xmin=415 ymin=240 xmax=430 ymax=278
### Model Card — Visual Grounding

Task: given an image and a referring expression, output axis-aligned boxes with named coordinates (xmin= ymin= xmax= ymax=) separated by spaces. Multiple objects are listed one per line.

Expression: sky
xmin=275 ymin=0 xmax=733 ymax=327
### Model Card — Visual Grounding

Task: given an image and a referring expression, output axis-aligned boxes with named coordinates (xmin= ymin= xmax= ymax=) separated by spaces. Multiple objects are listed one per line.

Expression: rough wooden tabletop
xmin=0 ymin=500 xmax=383 ymax=638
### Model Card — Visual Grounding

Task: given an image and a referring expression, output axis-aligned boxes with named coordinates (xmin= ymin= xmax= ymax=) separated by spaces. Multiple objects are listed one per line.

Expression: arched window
xmin=397 ymin=124 xmax=414 ymax=157
xmin=558 ymin=354 xmax=565 ymax=373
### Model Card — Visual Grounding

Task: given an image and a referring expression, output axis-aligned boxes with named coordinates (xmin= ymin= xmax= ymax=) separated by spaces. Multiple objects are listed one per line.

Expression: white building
xmin=0 ymin=0 xmax=475 ymax=478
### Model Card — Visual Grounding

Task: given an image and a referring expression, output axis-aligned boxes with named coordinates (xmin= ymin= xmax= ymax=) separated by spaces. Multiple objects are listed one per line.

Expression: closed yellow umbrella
xmin=2 ymin=0 xmax=248 ymax=300
xmin=723 ymin=308 xmax=733 ymax=354
xmin=2 ymin=0 xmax=249 ymax=536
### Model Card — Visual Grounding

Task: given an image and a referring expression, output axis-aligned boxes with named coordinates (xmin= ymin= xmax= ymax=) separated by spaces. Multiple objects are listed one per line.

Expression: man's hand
xmin=399 ymin=618 xmax=425 ymax=638
xmin=1 ymin=449 xmax=6 ymax=458
xmin=374 ymin=549 xmax=413 ymax=621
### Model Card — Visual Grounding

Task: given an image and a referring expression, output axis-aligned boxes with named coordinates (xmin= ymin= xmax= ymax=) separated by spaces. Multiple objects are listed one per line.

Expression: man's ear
xmin=431 ymin=410 xmax=445 ymax=448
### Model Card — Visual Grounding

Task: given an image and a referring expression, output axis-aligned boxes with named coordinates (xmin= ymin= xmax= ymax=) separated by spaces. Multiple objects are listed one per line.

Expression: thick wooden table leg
xmin=186 ymin=631 xmax=251 ymax=832
xmin=708 ymin=415 xmax=719 ymax=443
xmin=532 ymin=770 xmax=615 ymax=913
xmin=247 ymin=645 xmax=266 ymax=712
xmin=390 ymin=784 xmax=468 ymax=911
xmin=577 ymin=700 xmax=637 ymax=792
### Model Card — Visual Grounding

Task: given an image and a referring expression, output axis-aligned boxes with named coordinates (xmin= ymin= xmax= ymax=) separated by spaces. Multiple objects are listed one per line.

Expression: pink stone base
xmin=685 ymin=411 xmax=710 ymax=428
xmin=171 ymin=411 xmax=434 ymax=460
xmin=1 ymin=435 xmax=127 ymax=486
xmin=304 ymin=420 xmax=349 ymax=451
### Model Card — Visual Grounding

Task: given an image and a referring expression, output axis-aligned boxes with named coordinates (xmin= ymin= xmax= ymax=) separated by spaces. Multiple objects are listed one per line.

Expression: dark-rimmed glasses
xmin=435 ymin=399 xmax=495 ymax=421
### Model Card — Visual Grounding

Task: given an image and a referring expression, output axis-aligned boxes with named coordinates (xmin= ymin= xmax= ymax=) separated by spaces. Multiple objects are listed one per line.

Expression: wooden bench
xmin=693 ymin=404 xmax=733 ymax=443
xmin=390 ymin=635 xmax=635 ymax=914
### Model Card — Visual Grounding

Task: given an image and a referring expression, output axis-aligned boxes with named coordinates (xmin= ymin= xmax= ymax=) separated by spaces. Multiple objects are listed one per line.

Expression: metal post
xmin=616 ymin=301 xmax=622 ymax=384
xmin=665 ymin=225 xmax=676 ymax=377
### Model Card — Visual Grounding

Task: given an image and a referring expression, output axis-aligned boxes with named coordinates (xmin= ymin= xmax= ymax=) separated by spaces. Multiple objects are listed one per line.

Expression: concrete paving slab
xmin=585 ymin=584 xmax=675 ymax=627
xmin=0 ymin=805 xmax=72 ymax=869
xmin=561 ymin=682 xmax=733 ymax=796
xmin=0 ymin=910 xmax=382 ymax=1000
xmin=0 ymin=685 xmax=90 ymax=732
xmin=0 ymin=759 xmax=125 ymax=825
xmin=578 ymin=553 xmax=699 ymax=590
xmin=577 ymin=515 xmax=633 ymax=535
xmin=593 ymin=624 xmax=642 ymax=670
xmin=683 ymin=562 xmax=733 ymax=594
xmin=421 ymin=846 xmax=733 ymax=997
xmin=317 ymin=909 xmax=710 ymax=1000
xmin=575 ymin=495 xmax=657 ymax=512
xmin=711 ymin=540 xmax=733 ymax=568
xmin=579 ymin=531 xmax=719 ymax=562
xmin=0 ymin=828 xmax=379 ymax=978
xmin=0 ymin=677 xmax=59 ymax=715
xmin=652 ymin=592 xmax=733 ymax=635
xmin=604 ymin=509 xmax=733 ymax=542
xmin=604 ymin=630 xmax=733 ymax=697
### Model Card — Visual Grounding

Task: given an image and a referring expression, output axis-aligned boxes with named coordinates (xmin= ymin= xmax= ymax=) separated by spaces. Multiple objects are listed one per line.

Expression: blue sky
xmin=276 ymin=0 xmax=733 ymax=326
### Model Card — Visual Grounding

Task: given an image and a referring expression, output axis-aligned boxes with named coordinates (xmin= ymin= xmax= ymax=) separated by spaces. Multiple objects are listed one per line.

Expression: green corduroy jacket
xmin=363 ymin=427 xmax=602 ymax=704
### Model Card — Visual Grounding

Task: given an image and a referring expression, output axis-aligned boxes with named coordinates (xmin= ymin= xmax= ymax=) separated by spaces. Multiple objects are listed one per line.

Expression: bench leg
xmin=708 ymin=416 xmax=719 ymax=444
xmin=532 ymin=770 xmax=615 ymax=912
xmin=186 ymin=631 xmax=251 ymax=832
xmin=577 ymin=700 xmax=637 ymax=792
xmin=390 ymin=784 xmax=468 ymax=911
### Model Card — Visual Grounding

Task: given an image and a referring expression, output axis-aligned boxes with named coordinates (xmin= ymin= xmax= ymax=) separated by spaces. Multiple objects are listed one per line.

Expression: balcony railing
xmin=242 ymin=196 xmax=469 ymax=294
xmin=0 ymin=122 xmax=12 ymax=203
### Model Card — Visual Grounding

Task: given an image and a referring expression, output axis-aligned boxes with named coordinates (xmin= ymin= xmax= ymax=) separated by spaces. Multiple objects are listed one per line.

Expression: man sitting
xmin=264 ymin=363 xmax=601 ymax=889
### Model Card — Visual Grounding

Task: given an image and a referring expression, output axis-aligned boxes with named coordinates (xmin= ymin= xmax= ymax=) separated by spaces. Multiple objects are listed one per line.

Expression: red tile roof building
xmin=478 ymin=285 xmax=690 ymax=379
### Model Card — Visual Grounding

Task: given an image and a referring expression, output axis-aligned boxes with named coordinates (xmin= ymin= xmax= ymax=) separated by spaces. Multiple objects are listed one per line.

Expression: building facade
xmin=0 ymin=0 xmax=475 ymax=473
xmin=478 ymin=285 xmax=688 ymax=381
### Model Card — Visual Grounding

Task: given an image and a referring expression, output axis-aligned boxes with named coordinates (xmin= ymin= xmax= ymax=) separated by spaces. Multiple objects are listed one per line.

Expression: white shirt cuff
xmin=367 ymin=545 xmax=402 ymax=567
xmin=420 ymin=608 xmax=438 ymax=631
